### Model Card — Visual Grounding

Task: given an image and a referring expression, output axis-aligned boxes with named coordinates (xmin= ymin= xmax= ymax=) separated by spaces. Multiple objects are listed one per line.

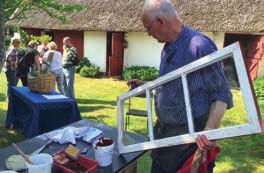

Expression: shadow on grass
xmin=0 ymin=92 xmax=5 ymax=102
xmin=77 ymin=99 xmax=116 ymax=106
xmin=0 ymin=109 xmax=24 ymax=148
xmin=82 ymin=114 xmax=111 ymax=124
xmin=78 ymin=105 xmax=114 ymax=113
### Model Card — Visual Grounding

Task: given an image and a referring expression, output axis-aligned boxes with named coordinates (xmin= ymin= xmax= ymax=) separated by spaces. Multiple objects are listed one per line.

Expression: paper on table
xmin=42 ymin=94 xmax=68 ymax=100
xmin=82 ymin=127 xmax=103 ymax=144
xmin=43 ymin=126 xmax=103 ymax=144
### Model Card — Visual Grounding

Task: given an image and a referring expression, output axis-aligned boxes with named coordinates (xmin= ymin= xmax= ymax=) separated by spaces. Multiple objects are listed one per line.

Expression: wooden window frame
xmin=117 ymin=42 xmax=262 ymax=154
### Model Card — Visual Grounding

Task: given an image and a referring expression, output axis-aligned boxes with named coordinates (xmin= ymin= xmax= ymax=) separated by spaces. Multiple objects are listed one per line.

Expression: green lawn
xmin=0 ymin=73 xmax=264 ymax=173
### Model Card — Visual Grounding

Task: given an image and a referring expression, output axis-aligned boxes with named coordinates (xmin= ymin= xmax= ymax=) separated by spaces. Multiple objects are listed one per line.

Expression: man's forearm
xmin=204 ymin=101 xmax=227 ymax=130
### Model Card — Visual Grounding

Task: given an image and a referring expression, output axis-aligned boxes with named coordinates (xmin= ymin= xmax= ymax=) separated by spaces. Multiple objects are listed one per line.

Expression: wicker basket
xmin=28 ymin=73 xmax=56 ymax=93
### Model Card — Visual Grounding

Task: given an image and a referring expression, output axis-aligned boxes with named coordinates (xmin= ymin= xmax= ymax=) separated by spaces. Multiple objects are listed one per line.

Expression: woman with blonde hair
xmin=42 ymin=41 xmax=65 ymax=95
xmin=2 ymin=37 xmax=20 ymax=96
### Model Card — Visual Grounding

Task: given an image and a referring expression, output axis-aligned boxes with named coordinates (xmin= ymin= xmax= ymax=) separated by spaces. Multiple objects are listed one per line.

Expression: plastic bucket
xmin=94 ymin=138 xmax=114 ymax=167
xmin=26 ymin=154 xmax=53 ymax=173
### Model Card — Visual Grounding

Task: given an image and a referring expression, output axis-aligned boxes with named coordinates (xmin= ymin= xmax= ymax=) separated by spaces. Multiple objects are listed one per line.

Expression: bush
xmin=76 ymin=57 xmax=91 ymax=73
xmin=123 ymin=66 xmax=158 ymax=81
xmin=80 ymin=65 xmax=100 ymax=78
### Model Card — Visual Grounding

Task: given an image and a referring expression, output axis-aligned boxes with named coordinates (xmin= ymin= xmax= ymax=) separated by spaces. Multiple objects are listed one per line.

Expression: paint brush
xmin=12 ymin=143 xmax=33 ymax=164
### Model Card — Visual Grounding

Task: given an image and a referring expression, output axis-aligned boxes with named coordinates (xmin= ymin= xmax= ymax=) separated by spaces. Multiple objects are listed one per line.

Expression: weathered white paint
xmin=124 ymin=32 xmax=163 ymax=69
xmin=84 ymin=31 xmax=107 ymax=72
xmin=203 ymin=32 xmax=225 ymax=49
xmin=117 ymin=42 xmax=262 ymax=154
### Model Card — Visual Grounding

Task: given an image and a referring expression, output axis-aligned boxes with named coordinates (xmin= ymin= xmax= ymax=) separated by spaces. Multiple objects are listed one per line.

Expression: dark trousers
xmin=151 ymin=115 xmax=213 ymax=173
xmin=5 ymin=70 xmax=18 ymax=96
xmin=19 ymin=76 xmax=28 ymax=86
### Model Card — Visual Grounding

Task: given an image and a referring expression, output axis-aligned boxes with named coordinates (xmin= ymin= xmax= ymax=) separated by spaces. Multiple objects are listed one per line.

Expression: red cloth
xmin=177 ymin=146 xmax=221 ymax=173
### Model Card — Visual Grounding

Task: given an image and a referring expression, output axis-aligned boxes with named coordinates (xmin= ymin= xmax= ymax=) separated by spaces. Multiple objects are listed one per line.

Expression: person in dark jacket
xmin=17 ymin=41 xmax=40 ymax=86
xmin=62 ymin=37 xmax=78 ymax=99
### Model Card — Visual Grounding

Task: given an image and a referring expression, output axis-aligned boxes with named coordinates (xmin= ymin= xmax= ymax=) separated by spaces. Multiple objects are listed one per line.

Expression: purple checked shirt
xmin=155 ymin=26 xmax=233 ymax=125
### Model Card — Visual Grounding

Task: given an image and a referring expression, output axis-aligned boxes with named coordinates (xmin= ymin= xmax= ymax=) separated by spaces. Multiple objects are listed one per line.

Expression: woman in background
xmin=42 ymin=41 xmax=65 ymax=95
xmin=2 ymin=37 xmax=20 ymax=96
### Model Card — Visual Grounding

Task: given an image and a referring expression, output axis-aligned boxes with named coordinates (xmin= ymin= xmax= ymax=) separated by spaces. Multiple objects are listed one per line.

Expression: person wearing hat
xmin=2 ymin=37 xmax=20 ymax=96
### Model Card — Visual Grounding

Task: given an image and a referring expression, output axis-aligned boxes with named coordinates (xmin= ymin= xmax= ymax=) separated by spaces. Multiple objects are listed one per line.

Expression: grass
xmin=0 ymin=74 xmax=264 ymax=173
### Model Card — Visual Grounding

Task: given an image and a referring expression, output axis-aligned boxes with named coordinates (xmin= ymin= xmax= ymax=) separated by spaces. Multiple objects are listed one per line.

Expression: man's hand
xmin=196 ymin=135 xmax=217 ymax=151
xmin=127 ymin=79 xmax=145 ymax=90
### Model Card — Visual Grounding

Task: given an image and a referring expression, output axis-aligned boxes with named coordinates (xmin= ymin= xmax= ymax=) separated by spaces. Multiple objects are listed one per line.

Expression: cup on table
xmin=26 ymin=154 xmax=53 ymax=173
xmin=93 ymin=138 xmax=114 ymax=167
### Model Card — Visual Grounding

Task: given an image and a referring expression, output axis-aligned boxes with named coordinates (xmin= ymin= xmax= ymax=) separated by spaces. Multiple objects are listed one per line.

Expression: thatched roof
xmin=9 ymin=0 xmax=264 ymax=33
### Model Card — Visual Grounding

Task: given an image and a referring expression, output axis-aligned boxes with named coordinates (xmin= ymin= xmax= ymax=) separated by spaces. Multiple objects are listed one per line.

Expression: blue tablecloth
xmin=5 ymin=87 xmax=81 ymax=138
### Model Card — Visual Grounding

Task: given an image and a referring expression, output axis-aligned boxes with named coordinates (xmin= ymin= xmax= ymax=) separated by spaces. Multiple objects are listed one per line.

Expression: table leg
xmin=119 ymin=160 xmax=137 ymax=173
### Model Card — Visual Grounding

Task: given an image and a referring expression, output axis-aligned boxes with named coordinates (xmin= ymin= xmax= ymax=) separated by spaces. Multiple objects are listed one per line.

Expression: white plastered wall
xmin=83 ymin=31 xmax=224 ymax=72
xmin=84 ymin=31 xmax=107 ymax=72
xmin=124 ymin=32 xmax=164 ymax=69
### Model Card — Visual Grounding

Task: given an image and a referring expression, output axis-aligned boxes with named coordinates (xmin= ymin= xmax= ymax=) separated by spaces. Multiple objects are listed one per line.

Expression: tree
xmin=0 ymin=1 xmax=5 ymax=69
xmin=0 ymin=0 xmax=82 ymax=69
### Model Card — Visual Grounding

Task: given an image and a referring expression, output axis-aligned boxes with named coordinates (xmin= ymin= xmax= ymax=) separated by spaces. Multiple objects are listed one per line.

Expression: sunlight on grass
xmin=221 ymin=89 xmax=248 ymax=127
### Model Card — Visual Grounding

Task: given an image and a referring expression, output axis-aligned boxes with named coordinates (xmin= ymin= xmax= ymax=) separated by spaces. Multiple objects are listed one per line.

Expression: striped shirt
xmin=155 ymin=26 xmax=233 ymax=125
xmin=4 ymin=47 xmax=19 ymax=71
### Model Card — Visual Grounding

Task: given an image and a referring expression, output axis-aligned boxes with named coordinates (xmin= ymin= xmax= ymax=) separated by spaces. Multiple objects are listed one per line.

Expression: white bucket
xmin=26 ymin=154 xmax=53 ymax=173
xmin=94 ymin=138 xmax=114 ymax=167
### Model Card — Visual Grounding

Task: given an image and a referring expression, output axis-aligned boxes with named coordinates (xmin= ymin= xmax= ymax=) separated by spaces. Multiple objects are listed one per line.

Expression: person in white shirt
xmin=43 ymin=42 xmax=65 ymax=95
xmin=37 ymin=40 xmax=48 ymax=58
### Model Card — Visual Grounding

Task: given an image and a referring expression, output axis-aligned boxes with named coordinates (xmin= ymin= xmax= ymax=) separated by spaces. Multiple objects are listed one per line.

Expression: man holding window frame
xmin=128 ymin=0 xmax=233 ymax=172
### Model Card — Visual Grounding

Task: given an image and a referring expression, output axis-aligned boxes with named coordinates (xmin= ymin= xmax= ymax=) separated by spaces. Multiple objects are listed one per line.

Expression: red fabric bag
xmin=177 ymin=146 xmax=221 ymax=173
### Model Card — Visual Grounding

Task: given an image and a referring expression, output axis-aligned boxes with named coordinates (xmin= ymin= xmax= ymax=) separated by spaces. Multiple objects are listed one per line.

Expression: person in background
xmin=62 ymin=37 xmax=78 ymax=99
xmin=2 ymin=37 xmax=20 ymax=96
xmin=42 ymin=41 xmax=65 ymax=95
xmin=37 ymin=39 xmax=49 ymax=58
xmin=16 ymin=41 xmax=40 ymax=86
xmin=128 ymin=0 xmax=233 ymax=172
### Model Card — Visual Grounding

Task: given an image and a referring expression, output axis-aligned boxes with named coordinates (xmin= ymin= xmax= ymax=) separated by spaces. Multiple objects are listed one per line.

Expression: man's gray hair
xmin=143 ymin=0 xmax=178 ymax=21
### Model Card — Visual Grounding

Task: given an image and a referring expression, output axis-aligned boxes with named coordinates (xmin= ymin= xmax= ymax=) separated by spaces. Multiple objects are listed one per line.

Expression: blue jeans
xmin=52 ymin=69 xmax=65 ymax=96
xmin=63 ymin=66 xmax=76 ymax=99
xmin=5 ymin=70 xmax=18 ymax=96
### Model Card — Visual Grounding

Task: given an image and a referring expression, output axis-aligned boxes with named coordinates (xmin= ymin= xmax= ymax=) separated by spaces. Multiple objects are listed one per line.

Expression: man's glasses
xmin=146 ymin=18 xmax=157 ymax=33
